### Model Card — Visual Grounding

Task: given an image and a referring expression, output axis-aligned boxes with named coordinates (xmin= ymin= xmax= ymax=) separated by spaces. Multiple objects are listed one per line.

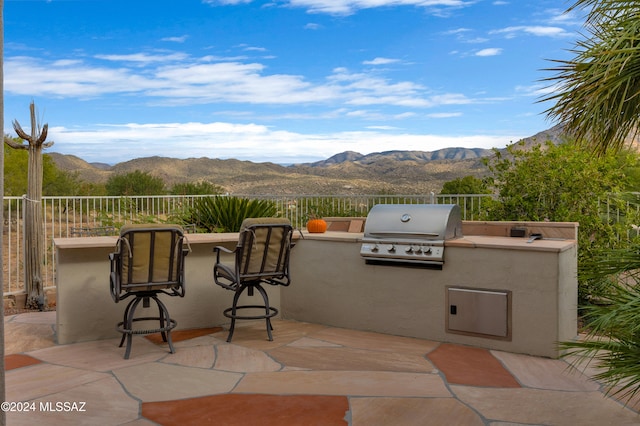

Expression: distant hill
xmin=305 ymin=147 xmax=494 ymax=167
xmin=47 ymin=125 xmax=569 ymax=195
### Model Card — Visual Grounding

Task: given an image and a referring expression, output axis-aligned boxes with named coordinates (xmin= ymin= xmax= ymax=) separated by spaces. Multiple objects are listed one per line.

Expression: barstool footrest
xmin=223 ymin=305 xmax=278 ymax=320
xmin=116 ymin=317 xmax=177 ymax=335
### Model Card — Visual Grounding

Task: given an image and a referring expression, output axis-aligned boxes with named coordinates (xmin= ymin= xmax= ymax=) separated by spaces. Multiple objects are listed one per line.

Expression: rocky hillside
xmin=48 ymin=125 xmax=567 ymax=195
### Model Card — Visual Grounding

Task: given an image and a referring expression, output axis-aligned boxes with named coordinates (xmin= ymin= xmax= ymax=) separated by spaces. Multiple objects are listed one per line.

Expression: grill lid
xmin=360 ymin=204 xmax=463 ymax=267
xmin=363 ymin=204 xmax=463 ymax=242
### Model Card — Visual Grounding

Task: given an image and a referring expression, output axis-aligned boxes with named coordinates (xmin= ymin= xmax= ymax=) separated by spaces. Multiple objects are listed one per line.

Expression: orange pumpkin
xmin=306 ymin=218 xmax=327 ymax=233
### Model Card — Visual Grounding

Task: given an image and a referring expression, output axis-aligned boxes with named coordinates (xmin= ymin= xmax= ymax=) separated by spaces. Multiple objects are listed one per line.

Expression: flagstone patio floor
xmin=4 ymin=311 xmax=640 ymax=425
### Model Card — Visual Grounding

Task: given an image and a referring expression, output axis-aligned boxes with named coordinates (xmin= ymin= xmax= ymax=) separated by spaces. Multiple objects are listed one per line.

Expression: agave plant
xmin=182 ymin=195 xmax=278 ymax=233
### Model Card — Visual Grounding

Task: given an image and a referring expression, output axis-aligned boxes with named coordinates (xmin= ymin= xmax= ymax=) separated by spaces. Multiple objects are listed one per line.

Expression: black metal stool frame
xmin=213 ymin=218 xmax=293 ymax=342
xmin=110 ymin=225 xmax=188 ymax=359
xmin=115 ymin=290 xmax=178 ymax=359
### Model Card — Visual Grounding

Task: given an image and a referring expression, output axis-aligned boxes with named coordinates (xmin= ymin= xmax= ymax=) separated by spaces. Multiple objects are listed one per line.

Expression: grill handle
xmin=366 ymin=231 xmax=440 ymax=238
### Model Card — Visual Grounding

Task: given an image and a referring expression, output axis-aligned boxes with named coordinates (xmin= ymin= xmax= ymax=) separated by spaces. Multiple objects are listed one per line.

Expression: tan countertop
xmin=54 ymin=231 xmax=302 ymax=249
xmin=299 ymin=231 xmax=575 ymax=252
xmin=54 ymin=231 xmax=576 ymax=253
xmin=53 ymin=232 xmax=241 ymax=249
xmin=445 ymin=235 xmax=576 ymax=253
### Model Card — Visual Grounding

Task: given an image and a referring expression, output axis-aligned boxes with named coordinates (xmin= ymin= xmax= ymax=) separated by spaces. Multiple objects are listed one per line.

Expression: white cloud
xmin=5 ymin=56 xmax=156 ymax=97
xmin=545 ymin=8 xmax=584 ymax=27
xmin=475 ymin=48 xmax=502 ymax=57
xmin=443 ymin=28 xmax=470 ymax=35
xmin=465 ymin=37 xmax=489 ymax=44
xmin=203 ymin=0 xmax=474 ymax=13
xmin=161 ymin=35 xmax=189 ymax=43
xmin=516 ymin=83 xmax=558 ymax=97
xmin=443 ymin=27 xmax=487 ymax=44
xmin=242 ymin=46 xmax=268 ymax=52
xmin=45 ymin=121 xmax=518 ymax=164
xmin=362 ymin=57 xmax=401 ymax=65
xmin=490 ymin=26 xmax=572 ymax=38
xmin=95 ymin=52 xmax=189 ymax=63
xmin=366 ymin=125 xmax=399 ymax=130
xmin=277 ymin=0 xmax=472 ymax=15
xmin=202 ymin=0 xmax=253 ymax=5
xmin=6 ymin=54 xmax=481 ymax=111
xmin=427 ymin=112 xmax=462 ymax=118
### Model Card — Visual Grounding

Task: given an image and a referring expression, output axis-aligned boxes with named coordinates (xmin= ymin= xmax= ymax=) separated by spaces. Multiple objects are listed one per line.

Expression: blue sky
xmin=4 ymin=0 xmax=582 ymax=164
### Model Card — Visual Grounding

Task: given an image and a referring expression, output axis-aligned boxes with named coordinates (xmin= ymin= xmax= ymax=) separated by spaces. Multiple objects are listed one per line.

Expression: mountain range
xmin=48 ymin=125 xmax=565 ymax=195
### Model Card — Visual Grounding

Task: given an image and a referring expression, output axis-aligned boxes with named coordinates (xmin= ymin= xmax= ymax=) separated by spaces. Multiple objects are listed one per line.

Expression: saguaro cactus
xmin=5 ymin=102 xmax=53 ymax=309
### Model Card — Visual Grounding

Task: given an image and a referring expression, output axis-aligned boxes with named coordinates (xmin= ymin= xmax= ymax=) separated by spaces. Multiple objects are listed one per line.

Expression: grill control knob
xmin=386 ymin=244 xmax=395 ymax=252
xmin=371 ymin=244 xmax=379 ymax=253
xmin=405 ymin=246 xmax=413 ymax=254
xmin=414 ymin=246 xmax=423 ymax=254
xmin=424 ymin=247 xmax=432 ymax=255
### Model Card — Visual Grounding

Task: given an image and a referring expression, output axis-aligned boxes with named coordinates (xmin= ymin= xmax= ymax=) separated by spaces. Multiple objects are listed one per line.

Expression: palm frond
xmin=561 ymin=279 xmax=640 ymax=402
xmin=542 ymin=1 xmax=640 ymax=154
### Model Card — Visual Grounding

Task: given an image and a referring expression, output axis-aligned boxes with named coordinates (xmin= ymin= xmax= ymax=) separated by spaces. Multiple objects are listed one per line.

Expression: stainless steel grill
xmin=360 ymin=204 xmax=463 ymax=267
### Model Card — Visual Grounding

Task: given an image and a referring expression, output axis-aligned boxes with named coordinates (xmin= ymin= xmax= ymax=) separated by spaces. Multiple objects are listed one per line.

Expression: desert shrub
xmin=484 ymin=141 xmax=640 ymax=303
xmin=170 ymin=181 xmax=224 ymax=195
xmin=106 ymin=170 xmax=165 ymax=196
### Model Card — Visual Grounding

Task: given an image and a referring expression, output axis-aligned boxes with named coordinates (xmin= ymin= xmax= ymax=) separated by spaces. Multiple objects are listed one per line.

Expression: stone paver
xmin=113 ymin=362 xmax=243 ymax=402
xmin=234 ymin=370 xmax=451 ymax=397
xmin=7 ymin=376 xmax=140 ymax=426
xmin=214 ymin=343 xmax=282 ymax=372
xmin=452 ymin=385 xmax=640 ymax=426
xmin=491 ymin=349 xmax=600 ymax=391
xmin=162 ymin=344 xmax=217 ymax=369
xmin=350 ymin=397 xmax=485 ymax=426
xmin=287 ymin=336 xmax=342 ymax=348
xmin=28 ymin=338 xmax=166 ymax=371
xmin=6 ymin=364 xmax=110 ymax=402
xmin=268 ymin=345 xmax=436 ymax=372
xmin=4 ymin=321 xmax=56 ymax=355
xmin=309 ymin=326 xmax=440 ymax=355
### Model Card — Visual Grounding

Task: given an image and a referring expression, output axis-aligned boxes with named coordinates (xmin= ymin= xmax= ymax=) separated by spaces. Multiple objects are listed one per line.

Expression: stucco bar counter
xmin=54 ymin=221 xmax=577 ymax=358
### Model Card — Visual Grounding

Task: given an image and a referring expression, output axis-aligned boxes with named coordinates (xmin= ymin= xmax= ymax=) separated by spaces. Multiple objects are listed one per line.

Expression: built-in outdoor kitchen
xmin=284 ymin=206 xmax=577 ymax=358
xmin=54 ymin=206 xmax=577 ymax=359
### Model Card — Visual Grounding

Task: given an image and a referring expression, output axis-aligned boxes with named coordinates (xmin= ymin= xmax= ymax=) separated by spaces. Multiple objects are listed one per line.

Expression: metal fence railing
xmin=4 ymin=193 xmax=493 ymax=295
xmin=1 ymin=192 xmax=636 ymax=296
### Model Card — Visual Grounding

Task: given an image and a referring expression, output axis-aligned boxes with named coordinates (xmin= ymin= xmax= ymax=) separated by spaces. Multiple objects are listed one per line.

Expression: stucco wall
xmin=283 ymin=234 xmax=577 ymax=358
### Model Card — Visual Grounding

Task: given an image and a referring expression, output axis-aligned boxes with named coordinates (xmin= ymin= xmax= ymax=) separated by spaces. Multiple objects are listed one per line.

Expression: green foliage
xmin=76 ymin=182 xmax=108 ymax=196
xmin=484 ymin=140 xmax=640 ymax=303
xmin=42 ymin=168 xmax=82 ymax=196
xmin=4 ymin=141 xmax=87 ymax=196
xmin=620 ymin=151 xmax=640 ymax=191
xmin=440 ymin=175 xmax=491 ymax=195
xmin=485 ymin=141 xmax=628 ymax=221
xmin=559 ymin=268 xmax=640 ymax=402
xmin=4 ymin=141 xmax=29 ymax=195
xmin=440 ymin=176 xmax=493 ymax=220
xmin=170 ymin=181 xmax=224 ymax=195
xmin=182 ymin=196 xmax=278 ymax=232
xmin=297 ymin=198 xmax=362 ymax=228
xmin=105 ymin=170 xmax=165 ymax=196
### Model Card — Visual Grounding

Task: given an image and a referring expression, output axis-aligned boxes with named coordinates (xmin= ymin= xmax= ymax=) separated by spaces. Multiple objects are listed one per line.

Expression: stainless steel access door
xmin=446 ymin=287 xmax=511 ymax=339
